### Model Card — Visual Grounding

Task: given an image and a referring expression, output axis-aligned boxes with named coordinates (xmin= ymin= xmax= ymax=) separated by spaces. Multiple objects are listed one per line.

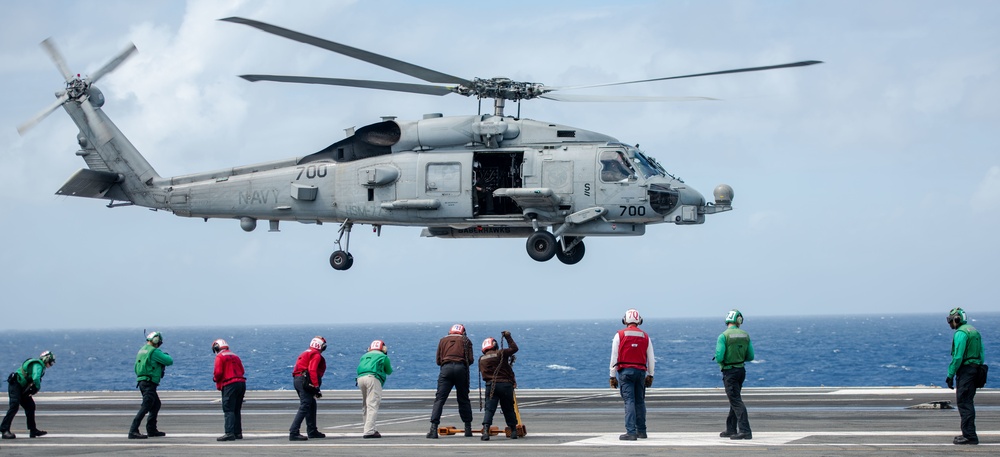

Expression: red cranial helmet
xmin=310 ymin=336 xmax=327 ymax=352
xmin=212 ymin=339 xmax=229 ymax=354
xmin=481 ymin=337 xmax=498 ymax=353
xmin=368 ymin=340 xmax=387 ymax=353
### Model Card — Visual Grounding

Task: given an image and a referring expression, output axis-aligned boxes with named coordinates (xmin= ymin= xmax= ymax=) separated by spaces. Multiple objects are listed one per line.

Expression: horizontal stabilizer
xmin=56 ymin=169 xmax=124 ymax=200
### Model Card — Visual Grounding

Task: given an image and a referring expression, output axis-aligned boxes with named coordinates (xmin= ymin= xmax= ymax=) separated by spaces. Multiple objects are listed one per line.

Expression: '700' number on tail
xmin=296 ymin=164 xmax=328 ymax=180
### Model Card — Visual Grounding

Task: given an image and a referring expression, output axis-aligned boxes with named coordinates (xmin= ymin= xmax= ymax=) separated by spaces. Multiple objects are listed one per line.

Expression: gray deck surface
xmin=0 ymin=387 xmax=997 ymax=456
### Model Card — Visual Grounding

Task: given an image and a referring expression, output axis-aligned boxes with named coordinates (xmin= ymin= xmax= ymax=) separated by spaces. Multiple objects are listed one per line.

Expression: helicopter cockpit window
xmin=628 ymin=149 xmax=661 ymax=179
xmin=600 ymin=150 xmax=634 ymax=182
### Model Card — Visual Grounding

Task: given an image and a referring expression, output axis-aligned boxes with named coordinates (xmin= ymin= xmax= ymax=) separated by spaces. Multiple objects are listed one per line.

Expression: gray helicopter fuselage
xmin=128 ymin=114 xmax=708 ymax=235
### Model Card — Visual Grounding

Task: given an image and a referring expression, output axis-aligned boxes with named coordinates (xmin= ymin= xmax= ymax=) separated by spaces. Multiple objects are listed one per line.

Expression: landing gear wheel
xmin=526 ymin=231 xmax=557 ymax=262
xmin=330 ymin=250 xmax=354 ymax=270
xmin=556 ymin=237 xmax=586 ymax=265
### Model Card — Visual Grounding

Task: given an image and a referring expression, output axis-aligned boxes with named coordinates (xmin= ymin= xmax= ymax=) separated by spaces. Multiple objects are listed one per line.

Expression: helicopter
xmin=18 ymin=17 xmax=821 ymax=271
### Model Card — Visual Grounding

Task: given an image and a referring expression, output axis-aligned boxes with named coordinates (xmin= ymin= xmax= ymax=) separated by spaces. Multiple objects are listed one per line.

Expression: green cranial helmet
xmin=948 ymin=308 xmax=967 ymax=326
xmin=39 ymin=350 xmax=55 ymax=365
xmin=725 ymin=309 xmax=744 ymax=326
xmin=146 ymin=331 xmax=163 ymax=346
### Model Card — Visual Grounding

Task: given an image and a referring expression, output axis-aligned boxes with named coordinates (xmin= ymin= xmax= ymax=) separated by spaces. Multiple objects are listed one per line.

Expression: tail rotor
xmin=17 ymin=38 xmax=137 ymax=143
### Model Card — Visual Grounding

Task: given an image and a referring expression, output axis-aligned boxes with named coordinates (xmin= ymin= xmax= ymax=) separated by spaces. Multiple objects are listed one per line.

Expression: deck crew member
xmin=212 ymin=339 xmax=246 ymax=442
xmin=357 ymin=339 xmax=393 ymax=438
xmin=427 ymin=324 xmax=475 ymax=438
xmin=479 ymin=331 xmax=519 ymax=441
xmin=716 ymin=309 xmax=754 ymax=440
xmin=289 ymin=336 xmax=327 ymax=441
xmin=1 ymin=351 xmax=55 ymax=440
xmin=947 ymin=307 xmax=985 ymax=445
xmin=129 ymin=331 xmax=173 ymax=439
xmin=609 ymin=308 xmax=655 ymax=441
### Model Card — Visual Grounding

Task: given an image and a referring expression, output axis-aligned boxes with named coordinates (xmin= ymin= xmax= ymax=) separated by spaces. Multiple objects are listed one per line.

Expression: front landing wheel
xmin=526 ymin=231 xmax=557 ymax=262
xmin=330 ymin=250 xmax=354 ymax=270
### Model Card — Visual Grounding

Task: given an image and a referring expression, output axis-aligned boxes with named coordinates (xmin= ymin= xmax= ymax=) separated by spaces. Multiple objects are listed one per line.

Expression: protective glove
xmin=315 ymin=391 xmax=323 ymax=399
xmin=609 ymin=377 xmax=618 ymax=389
xmin=946 ymin=377 xmax=954 ymax=389
xmin=25 ymin=385 xmax=39 ymax=396
xmin=501 ymin=330 xmax=511 ymax=338
xmin=644 ymin=375 xmax=654 ymax=388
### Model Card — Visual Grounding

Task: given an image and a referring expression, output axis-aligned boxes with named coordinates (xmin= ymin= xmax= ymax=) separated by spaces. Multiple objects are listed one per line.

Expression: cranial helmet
xmin=212 ymin=339 xmax=229 ymax=354
xmin=310 ymin=336 xmax=327 ymax=352
xmin=146 ymin=331 xmax=163 ymax=346
xmin=368 ymin=340 xmax=387 ymax=353
xmin=39 ymin=351 xmax=55 ymax=366
xmin=623 ymin=308 xmax=643 ymax=325
xmin=481 ymin=337 xmax=498 ymax=353
xmin=948 ymin=307 xmax=968 ymax=326
xmin=449 ymin=324 xmax=466 ymax=335
xmin=725 ymin=309 xmax=744 ymax=326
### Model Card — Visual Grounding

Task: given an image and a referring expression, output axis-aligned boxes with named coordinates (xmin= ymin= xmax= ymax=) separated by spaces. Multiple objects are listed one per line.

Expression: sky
xmin=1 ymin=1 xmax=998 ymax=331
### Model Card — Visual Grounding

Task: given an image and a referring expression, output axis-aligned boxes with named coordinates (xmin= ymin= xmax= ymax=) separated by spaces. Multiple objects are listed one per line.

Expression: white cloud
xmin=971 ymin=166 xmax=1000 ymax=211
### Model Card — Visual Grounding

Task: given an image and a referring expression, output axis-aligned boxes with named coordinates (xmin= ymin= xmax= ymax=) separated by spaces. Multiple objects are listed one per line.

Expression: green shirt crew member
xmin=129 ymin=331 xmax=173 ymax=439
xmin=357 ymin=340 xmax=393 ymax=438
xmin=1 ymin=351 xmax=55 ymax=439
xmin=946 ymin=308 xmax=985 ymax=445
xmin=715 ymin=309 xmax=754 ymax=440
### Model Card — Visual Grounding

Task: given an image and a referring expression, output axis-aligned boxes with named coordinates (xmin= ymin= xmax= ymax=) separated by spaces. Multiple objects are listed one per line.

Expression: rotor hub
xmin=457 ymin=78 xmax=546 ymax=101
xmin=66 ymin=77 xmax=89 ymax=99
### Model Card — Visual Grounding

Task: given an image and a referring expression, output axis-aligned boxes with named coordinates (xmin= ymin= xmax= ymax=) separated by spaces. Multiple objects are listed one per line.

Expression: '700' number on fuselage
xmin=619 ymin=205 xmax=646 ymax=217
xmin=296 ymin=164 xmax=328 ymax=180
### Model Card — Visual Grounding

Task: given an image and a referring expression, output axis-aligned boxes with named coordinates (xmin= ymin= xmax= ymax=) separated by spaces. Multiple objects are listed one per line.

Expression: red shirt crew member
xmin=211 ymin=339 xmax=246 ymax=441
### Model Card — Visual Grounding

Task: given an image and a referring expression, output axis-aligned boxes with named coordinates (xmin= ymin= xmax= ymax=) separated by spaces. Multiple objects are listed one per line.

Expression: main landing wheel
xmin=526 ymin=231 xmax=557 ymax=262
xmin=556 ymin=237 xmax=586 ymax=265
xmin=330 ymin=250 xmax=354 ymax=270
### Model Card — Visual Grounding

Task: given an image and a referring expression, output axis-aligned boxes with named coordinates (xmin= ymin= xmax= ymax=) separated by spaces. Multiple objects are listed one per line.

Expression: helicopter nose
xmin=648 ymin=182 xmax=705 ymax=217
xmin=648 ymin=181 xmax=709 ymax=224
xmin=678 ymin=186 xmax=706 ymax=207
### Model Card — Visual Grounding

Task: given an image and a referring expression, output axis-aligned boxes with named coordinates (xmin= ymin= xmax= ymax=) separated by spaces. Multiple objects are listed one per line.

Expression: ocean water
xmin=0 ymin=314 xmax=996 ymax=392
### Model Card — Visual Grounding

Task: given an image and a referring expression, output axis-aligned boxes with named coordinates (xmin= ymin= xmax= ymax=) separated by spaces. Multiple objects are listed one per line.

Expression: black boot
xmin=464 ymin=422 xmax=473 ymax=437
xmin=426 ymin=423 xmax=438 ymax=439
xmin=481 ymin=424 xmax=490 ymax=441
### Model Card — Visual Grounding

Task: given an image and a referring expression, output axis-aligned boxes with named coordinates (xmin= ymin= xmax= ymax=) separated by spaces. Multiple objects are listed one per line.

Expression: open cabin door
xmin=473 ymin=151 xmax=523 ymax=216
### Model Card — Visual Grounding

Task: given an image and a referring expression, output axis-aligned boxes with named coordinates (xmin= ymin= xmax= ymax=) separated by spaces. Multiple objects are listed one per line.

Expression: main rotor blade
xmin=41 ymin=38 xmax=74 ymax=81
xmin=540 ymin=93 xmax=717 ymax=102
xmin=552 ymin=60 xmax=824 ymax=92
xmin=240 ymin=74 xmax=457 ymax=96
xmin=17 ymin=93 xmax=70 ymax=136
xmin=89 ymin=42 xmax=138 ymax=84
xmin=220 ymin=17 xmax=472 ymax=86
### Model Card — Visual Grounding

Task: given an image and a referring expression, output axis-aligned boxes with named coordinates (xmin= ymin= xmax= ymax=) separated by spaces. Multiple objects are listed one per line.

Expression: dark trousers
xmin=289 ymin=376 xmax=318 ymax=434
xmin=723 ymin=367 xmax=751 ymax=434
xmin=1 ymin=380 xmax=36 ymax=433
xmin=617 ymin=368 xmax=647 ymax=435
xmin=130 ymin=380 xmax=161 ymax=433
xmin=221 ymin=382 xmax=246 ymax=436
xmin=482 ymin=381 xmax=517 ymax=430
xmin=956 ymin=364 xmax=978 ymax=439
xmin=429 ymin=362 xmax=472 ymax=424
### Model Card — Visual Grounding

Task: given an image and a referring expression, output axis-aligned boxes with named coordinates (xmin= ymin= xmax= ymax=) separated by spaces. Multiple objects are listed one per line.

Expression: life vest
xmin=954 ymin=324 xmax=984 ymax=365
xmin=616 ymin=327 xmax=649 ymax=371
xmin=721 ymin=327 xmax=751 ymax=368
xmin=16 ymin=358 xmax=43 ymax=387
xmin=135 ymin=343 xmax=162 ymax=382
